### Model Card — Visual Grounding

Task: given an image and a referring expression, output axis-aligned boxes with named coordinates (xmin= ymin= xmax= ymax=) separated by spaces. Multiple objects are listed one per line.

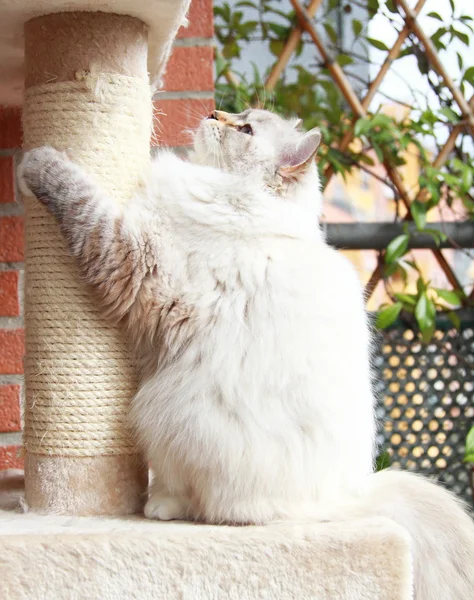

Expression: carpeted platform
xmin=0 ymin=472 xmax=413 ymax=600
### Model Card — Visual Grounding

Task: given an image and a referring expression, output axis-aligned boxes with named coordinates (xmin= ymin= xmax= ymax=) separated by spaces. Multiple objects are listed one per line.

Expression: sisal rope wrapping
xmin=23 ymin=72 xmax=152 ymax=457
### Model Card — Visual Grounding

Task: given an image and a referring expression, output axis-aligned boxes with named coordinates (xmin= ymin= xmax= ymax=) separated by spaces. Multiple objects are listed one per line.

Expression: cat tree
xmin=21 ymin=11 xmax=154 ymax=516
xmin=0 ymin=1 xmax=414 ymax=597
xmin=1 ymin=0 xmax=192 ymax=517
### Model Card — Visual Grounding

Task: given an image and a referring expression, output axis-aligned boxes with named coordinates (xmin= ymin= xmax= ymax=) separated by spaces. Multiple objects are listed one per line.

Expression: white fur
xmin=131 ymin=147 xmax=375 ymax=523
xmin=18 ymin=110 xmax=474 ymax=599
xmin=126 ymin=112 xmax=474 ymax=598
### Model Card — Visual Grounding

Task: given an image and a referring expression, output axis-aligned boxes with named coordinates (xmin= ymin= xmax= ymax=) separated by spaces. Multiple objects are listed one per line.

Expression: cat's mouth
xmin=194 ymin=118 xmax=225 ymax=166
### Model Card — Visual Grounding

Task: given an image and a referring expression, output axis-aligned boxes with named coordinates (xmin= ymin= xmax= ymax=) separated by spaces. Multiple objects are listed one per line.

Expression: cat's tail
xmin=338 ymin=469 xmax=474 ymax=600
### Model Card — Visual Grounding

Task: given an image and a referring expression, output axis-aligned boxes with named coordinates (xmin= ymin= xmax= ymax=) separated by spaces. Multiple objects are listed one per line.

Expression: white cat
xmin=19 ymin=108 xmax=474 ymax=599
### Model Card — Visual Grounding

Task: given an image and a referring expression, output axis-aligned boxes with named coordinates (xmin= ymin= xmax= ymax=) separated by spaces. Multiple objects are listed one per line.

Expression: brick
xmin=0 ymin=445 xmax=23 ymax=470
xmin=0 ymin=216 xmax=24 ymax=262
xmin=0 ymin=385 xmax=21 ymax=432
xmin=0 ymin=106 xmax=22 ymax=148
xmin=178 ymin=0 xmax=214 ymax=39
xmin=0 ymin=156 xmax=15 ymax=204
xmin=0 ymin=271 xmax=20 ymax=317
xmin=0 ymin=329 xmax=24 ymax=374
xmin=153 ymin=98 xmax=215 ymax=147
xmin=162 ymin=46 xmax=214 ymax=92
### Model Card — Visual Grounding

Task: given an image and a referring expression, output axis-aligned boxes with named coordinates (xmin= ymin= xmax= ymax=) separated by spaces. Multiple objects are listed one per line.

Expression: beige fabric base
xmin=25 ymin=455 xmax=147 ymax=515
xmin=0 ymin=0 xmax=191 ymax=105
xmin=0 ymin=497 xmax=413 ymax=600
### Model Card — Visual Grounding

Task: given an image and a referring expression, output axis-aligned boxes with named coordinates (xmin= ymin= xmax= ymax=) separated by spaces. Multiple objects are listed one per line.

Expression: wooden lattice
xmin=259 ymin=0 xmax=474 ymax=302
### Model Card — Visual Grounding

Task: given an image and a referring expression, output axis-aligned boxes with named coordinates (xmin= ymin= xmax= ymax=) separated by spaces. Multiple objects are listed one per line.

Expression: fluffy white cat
xmin=19 ymin=108 xmax=474 ymax=599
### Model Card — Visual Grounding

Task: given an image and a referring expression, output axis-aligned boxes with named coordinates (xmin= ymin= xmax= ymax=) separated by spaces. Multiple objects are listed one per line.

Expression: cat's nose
xmin=207 ymin=111 xmax=218 ymax=120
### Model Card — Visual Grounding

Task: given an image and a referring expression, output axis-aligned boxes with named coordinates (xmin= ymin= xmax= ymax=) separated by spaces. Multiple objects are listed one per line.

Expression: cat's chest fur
xmin=135 ymin=231 xmax=362 ymax=404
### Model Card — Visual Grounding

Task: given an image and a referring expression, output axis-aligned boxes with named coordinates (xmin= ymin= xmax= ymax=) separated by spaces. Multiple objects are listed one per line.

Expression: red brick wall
xmin=0 ymin=0 xmax=214 ymax=470
xmin=0 ymin=105 xmax=24 ymax=471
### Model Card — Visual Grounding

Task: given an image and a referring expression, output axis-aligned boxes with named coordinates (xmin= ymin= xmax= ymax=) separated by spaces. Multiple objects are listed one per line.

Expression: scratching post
xmin=0 ymin=0 xmax=191 ymax=516
xmin=22 ymin=12 xmax=151 ymax=515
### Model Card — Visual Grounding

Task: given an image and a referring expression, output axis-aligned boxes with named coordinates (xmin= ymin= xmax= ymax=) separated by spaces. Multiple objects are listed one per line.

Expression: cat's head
xmin=193 ymin=108 xmax=321 ymax=194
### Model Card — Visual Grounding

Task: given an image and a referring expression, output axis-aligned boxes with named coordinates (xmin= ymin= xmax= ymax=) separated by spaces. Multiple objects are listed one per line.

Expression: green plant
xmin=464 ymin=426 xmax=474 ymax=463
xmin=214 ymin=0 xmax=474 ymax=341
xmin=375 ymin=449 xmax=391 ymax=471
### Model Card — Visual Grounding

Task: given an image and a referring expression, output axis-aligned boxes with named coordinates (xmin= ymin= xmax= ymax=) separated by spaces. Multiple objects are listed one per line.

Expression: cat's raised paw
xmin=17 ymin=146 xmax=68 ymax=198
xmin=144 ymin=495 xmax=189 ymax=521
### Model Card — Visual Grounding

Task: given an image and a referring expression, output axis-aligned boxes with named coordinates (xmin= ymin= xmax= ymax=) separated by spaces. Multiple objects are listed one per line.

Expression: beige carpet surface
xmin=0 ymin=504 xmax=413 ymax=600
xmin=0 ymin=0 xmax=191 ymax=105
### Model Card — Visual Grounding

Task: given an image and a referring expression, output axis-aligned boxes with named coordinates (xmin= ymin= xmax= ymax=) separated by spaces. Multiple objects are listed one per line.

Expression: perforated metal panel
xmin=374 ymin=323 xmax=474 ymax=504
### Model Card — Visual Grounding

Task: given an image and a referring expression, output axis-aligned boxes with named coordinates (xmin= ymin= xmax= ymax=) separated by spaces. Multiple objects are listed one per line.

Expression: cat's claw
xmin=144 ymin=495 xmax=189 ymax=521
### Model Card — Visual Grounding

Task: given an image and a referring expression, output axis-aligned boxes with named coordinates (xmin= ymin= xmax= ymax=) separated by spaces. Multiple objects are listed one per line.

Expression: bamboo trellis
xmin=222 ymin=0 xmax=473 ymax=303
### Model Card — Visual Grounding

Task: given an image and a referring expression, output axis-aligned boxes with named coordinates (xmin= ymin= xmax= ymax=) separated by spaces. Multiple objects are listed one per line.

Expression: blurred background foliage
xmin=213 ymin=0 xmax=474 ymax=342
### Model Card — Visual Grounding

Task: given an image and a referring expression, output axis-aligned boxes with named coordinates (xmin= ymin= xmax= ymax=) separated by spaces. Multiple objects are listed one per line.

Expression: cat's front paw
xmin=17 ymin=146 xmax=69 ymax=199
xmin=144 ymin=494 xmax=190 ymax=521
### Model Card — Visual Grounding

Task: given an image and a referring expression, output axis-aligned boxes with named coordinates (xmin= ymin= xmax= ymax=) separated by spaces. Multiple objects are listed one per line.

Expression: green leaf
xmin=269 ymin=39 xmax=285 ymax=57
xmin=394 ymin=293 xmax=417 ymax=306
xmin=410 ymin=200 xmax=427 ymax=230
xmin=235 ymin=1 xmax=258 ymax=7
xmin=462 ymin=166 xmax=473 ymax=191
xmin=366 ymin=37 xmax=390 ymax=51
xmin=336 ymin=54 xmax=354 ymax=67
xmin=447 ymin=311 xmax=461 ymax=329
xmin=358 ymin=153 xmax=375 ymax=166
xmin=427 ymin=12 xmax=443 ymax=21
xmin=367 ymin=0 xmax=379 ymax=15
xmin=214 ymin=5 xmax=231 ymax=21
xmin=324 ymin=22 xmax=338 ymax=44
xmin=385 ymin=234 xmax=409 ymax=264
xmin=354 ymin=118 xmax=372 ymax=137
xmin=416 ymin=277 xmax=426 ymax=294
xmin=384 ymin=262 xmax=397 ymax=277
xmin=415 ymin=292 xmax=436 ymax=340
xmin=453 ymin=29 xmax=470 ymax=46
xmin=215 ymin=52 xmax=228 ymax=78
xmin=222 ymin=39 xmax=240 ymax=59
xmin=268 ymin=22 xmax=289 ymax=38
xmin=386 ymin=0 xmax=398 ymax=14
xmin=462 ymin=66 xmax=474 ymax=86
xmin=424 ymin=228 xmax=447 ymax=246
xmin=464 ymin=426 xmax=474 ymax=462
xmin=372 ymin=141 xmax=384 ymax=162
xmin=439 ymin=107 xmax=460 ymax=123
xmin=375 ymin=449 xmax=391 ymax=471
xmin=405 ymin=260 xmax=421 ymax=273
xmin=376 ymin=302 xmax=403 ymax=329
xmin=434 ymin=288 xmax=462 ymax=306
xmin=352 ymin=19 xmax=363 ymax=37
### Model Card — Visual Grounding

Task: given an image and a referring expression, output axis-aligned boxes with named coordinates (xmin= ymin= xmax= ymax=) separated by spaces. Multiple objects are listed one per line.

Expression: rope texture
xmin=23 ymin=72 xmax=152 ymax=456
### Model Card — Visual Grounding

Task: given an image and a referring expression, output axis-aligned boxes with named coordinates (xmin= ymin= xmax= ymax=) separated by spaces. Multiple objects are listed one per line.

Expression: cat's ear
xmin=278 ymin=128 xmax=321 ymax=180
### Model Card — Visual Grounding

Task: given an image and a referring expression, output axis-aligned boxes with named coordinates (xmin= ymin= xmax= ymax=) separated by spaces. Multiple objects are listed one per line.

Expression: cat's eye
xmin=237 ymin=124 xmax=253 ymax=135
